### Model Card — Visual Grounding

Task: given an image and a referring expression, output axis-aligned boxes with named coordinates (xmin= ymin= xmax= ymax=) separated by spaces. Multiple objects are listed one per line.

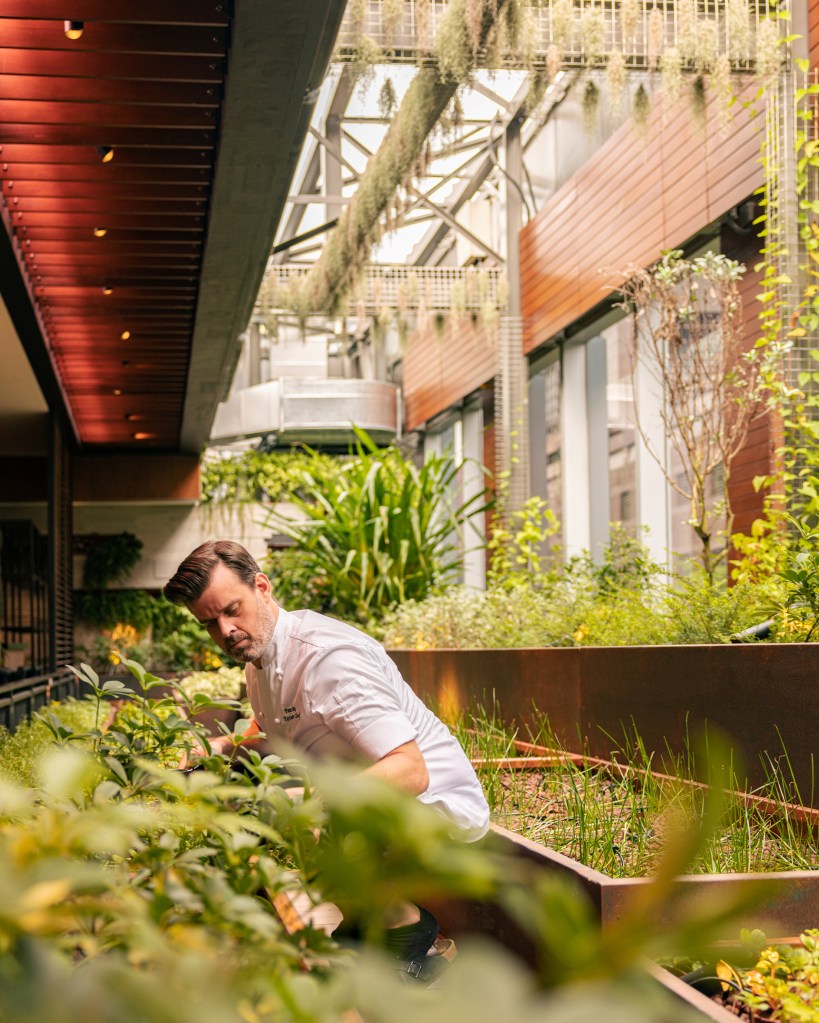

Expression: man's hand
xmin=178 ymin=717 xmax=264 ymax=771
xmin=177 ymin=734 xmax=229 ymax=771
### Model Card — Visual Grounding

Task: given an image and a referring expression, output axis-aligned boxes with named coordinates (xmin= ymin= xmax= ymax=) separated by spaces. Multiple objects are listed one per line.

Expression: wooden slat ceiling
xmin=0 ymin=1 xmax=347 ymax=452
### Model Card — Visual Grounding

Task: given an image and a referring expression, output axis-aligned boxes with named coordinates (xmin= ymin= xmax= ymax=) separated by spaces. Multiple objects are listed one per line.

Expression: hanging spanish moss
xmin=676 ymin=0 xmax=696 ymax=62
xmin=619 ymin=0 xmax=640 ymax=45
xmin=633 ymin=81 xmax=652 ymax=137
xmin=580 ymin=3 xmax=606 ymax=63
xmin=755 ymin=17 xmax=782 ymax=83
xmin=348 ymin=0 xmax=367 ymax=35
xmin=546 ymin=42 xmax=562 ymax=80
xmin=582 ymin=78 xmax=600 ymax=135
xmin=502 ymin=0 xmax=527 ymax=57
xmin=379 ymin=76 xmax=398 ymax=119
xmin=647 ymin=7 xmax=665 ymax=69
xmin=353 ymin=36 xmax=382 ymax=95
xmin=695 ymin=19 xmax=718 ymax=72
xmin=436 ymin=0 xmax=474 ymax=80
xmin=526 ymin=69 xmax=549 ymax=111
xmin=726 ymin=0 xmax=751 ymax=60
xmin=284 ymin=0 xmax=513 ymax=320
xmin=659 ymin=46 xmax=684 ymax=107
xmin=383 ymin=0 xmax=404 ymax=43
xmin=466 ymin=0 xmax=486 ymax=55
xmin=710 ymin=53 xmax=734 ymax=128
xmin=691 ymin=73 xmax=707 ymax=128
xmin=551 ymin=0 xmax=574 ymax=51
xmin=415 ymin=0 xmax=432 ymax=51
xmin=606 ymin=49 xmax=627 ymax=113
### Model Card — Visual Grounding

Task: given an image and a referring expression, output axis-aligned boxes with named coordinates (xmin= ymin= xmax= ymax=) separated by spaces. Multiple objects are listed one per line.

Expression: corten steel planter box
xmin=488 ymin=824 xmax=819 ymax=943
xmin=388 ymin=644 xmax=819 ymax=805
xmin=429 ymin=825 xmax=746 ymax=1023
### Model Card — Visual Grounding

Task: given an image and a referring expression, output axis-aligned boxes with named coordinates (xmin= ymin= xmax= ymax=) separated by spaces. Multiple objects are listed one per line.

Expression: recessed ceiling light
xmin=120 ymin=330 xmax=131 ymax=340
xmin=95 ymin=145 xmax=114 ymax=164
xmin=113 ymin=389 xmax=122 ymax=396
xmin=102 ymin=284 xmax=113 ymax=295
xmin=133 ymin=432 xmax=156 ymax=440
xmin=93 ymin=227 xmax=107 ymax=238
xmin=64 ymin=19 xmax=84 ymax=40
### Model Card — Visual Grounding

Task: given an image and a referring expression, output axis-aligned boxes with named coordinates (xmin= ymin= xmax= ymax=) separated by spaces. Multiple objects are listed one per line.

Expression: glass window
xmin=604 ymin=319 xmax=638 ymax=536
xmin=543 ymin=359 xmax=562 ymax=544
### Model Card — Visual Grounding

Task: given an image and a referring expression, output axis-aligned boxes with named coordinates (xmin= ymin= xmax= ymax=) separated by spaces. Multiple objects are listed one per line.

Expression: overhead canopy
xmin=0 ymin=0 xmax=346 ymax=453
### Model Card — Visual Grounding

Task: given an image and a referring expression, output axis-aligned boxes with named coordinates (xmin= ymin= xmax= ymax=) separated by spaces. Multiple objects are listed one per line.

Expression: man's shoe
xmin=397 ymin=935 xmax=457 ymax=983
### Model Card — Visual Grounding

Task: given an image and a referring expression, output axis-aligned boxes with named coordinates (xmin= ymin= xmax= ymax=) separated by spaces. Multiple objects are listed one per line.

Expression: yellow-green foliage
xmin=0 ymin=698 xmax=98 ymax=786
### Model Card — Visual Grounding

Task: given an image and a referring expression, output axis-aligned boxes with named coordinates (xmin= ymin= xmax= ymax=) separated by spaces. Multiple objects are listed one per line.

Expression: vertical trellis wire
xmin=766 ymin=67 xmax=819 ymax=394
xmin=495 ymin=315 xmax=530 ymax=515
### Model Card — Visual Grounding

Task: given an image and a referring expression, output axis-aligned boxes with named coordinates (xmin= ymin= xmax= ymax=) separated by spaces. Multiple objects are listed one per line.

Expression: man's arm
xmin=363 ymin=739 xmax=429 ymax=796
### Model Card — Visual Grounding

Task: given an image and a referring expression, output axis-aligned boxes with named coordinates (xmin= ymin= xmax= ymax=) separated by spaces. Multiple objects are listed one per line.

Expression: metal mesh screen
xmin=495 ymin=314 xmax=530 ymax=513
xmin=765 ymin=69 xmax=819 ymax=393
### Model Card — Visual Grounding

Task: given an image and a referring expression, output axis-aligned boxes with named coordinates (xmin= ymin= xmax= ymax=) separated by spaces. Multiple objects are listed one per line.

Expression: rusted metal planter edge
xmin=389 ymin=644 xmax=819 ymax=806
xmin=489 ymin=824 xmax=819 ymax=942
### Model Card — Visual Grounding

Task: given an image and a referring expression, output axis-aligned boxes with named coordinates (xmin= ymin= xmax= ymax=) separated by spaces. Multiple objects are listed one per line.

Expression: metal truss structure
xmin=334 ymin=0 xmax=770 ymax=72
xmin=257 ymin=65 xmax=545 ymax=505
xmin=253 ymin=0 xmax=791 ymax=512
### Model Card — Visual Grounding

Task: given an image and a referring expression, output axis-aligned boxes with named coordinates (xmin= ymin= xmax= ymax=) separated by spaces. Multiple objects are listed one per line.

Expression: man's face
xmin=188 ymin=561 xmax=278 ymax=665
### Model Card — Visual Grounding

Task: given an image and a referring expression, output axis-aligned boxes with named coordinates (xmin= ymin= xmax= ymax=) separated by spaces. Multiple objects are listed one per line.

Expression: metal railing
xmin=258 ymin=264 xmax=506 ymax=316
xmin=0 ymin=669 xmax=78 ymax=732
xmin=335 ymin=0 xmax=772 ymax=72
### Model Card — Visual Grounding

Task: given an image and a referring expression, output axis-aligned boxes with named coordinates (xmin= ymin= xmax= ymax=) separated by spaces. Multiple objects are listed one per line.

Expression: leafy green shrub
xmin=0 ymin=697 xmax=98 ymax=786
xmin=201 ymin=448 xmax=341 ymax=504
xmin=175 ymin=666 xmax=245 ymax=701
xmin=486 ymin=495 xmax=560 ymax=590
xmin=266 ymin=545 xmax=332 ymax=613
xmin=764 ymin=516 xmax=819 ymax=641
xmin=0 ymin=660 xmax=766 ymax=1023
xmin=265 ymin=428 xmax=489 ymax=623
xmin=378 ymin=527 xmax=674 ymax=648
xmin=74 ymin=588 xmax=157 ymax=631
xmin=664 ymin=573 xmax=768 ymax=644
xmin=81 ymin=531 xmax=143 ymax=588
xmin=75 ymin=594 xmax=228 ymax=674
xmin=714 ymin=929 xmax=819 ymax=1021
xmin=379 ymin=508 xmax=780 ymax=649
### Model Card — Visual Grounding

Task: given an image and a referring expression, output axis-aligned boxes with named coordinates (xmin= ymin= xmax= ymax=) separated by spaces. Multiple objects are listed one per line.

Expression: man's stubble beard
xmin=226 ymin=596 xmax=277 ymax=664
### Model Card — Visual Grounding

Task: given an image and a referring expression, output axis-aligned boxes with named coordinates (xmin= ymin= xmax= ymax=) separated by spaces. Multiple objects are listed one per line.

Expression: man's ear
xmin=255 ymin=572 xmax=272 ymax=598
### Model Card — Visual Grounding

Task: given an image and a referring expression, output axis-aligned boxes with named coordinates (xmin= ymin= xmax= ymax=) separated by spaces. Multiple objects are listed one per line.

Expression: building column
xmin=462 ymin=403 xmax=486 ymax=589
xmin=495 ymin=109 xmax=530 ymax=516
xmin=586 ymin=335 xmax=609 ymax=561
xmin=633 ymin=351 xmax=670 ymax=566
xmin=560 ymin=342 xmax=591 ymax=557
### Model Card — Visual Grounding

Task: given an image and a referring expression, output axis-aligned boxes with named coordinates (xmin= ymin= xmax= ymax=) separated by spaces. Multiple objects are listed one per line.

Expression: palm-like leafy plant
xmin=265 ymin=428 xmax=489 ymax=622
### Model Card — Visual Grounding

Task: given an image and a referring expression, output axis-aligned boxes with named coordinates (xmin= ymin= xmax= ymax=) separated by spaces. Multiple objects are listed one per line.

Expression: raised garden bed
xmin=438 ymin=729 xmax=819 ymax=1021
xmin=462 ymin=733 xmax=819 ymax=942
xmin=389 ymin=644 xmax=819 ymax=807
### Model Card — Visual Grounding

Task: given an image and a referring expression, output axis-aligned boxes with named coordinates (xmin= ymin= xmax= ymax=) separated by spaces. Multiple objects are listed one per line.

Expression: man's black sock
xmin=381 ymin=906 xmax=439 ymax=961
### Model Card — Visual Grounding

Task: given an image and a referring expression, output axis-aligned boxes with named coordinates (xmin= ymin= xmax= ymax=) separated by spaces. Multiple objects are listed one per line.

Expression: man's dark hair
xmin=163 ymin=540 xmax=262 ymax=606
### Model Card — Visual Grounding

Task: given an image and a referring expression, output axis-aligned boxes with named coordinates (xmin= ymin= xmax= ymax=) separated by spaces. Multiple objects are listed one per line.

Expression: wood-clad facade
xmin=403 ymin=314 xmax=496 ymax=433
xmin=401 ymin=71 xmax=784 ymax=560
xmin=519 ymin=87 xmax=765 ymax=356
